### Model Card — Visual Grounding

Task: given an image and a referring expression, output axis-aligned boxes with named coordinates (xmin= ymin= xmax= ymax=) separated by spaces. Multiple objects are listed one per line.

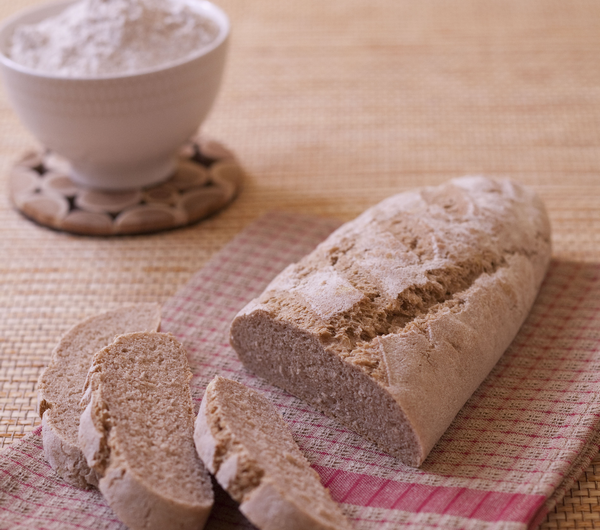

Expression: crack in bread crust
xmin=265 ymin=254 xmax=507 ymax=383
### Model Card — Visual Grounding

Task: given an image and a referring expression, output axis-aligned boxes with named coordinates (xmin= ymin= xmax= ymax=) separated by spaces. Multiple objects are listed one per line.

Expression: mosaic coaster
xmin=8 ymin=136 xmax=243 ymax=236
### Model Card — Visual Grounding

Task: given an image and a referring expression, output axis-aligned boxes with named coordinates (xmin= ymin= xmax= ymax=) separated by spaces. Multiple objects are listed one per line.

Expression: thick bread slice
xmin=194 ymin=376 xmax=352 ymax=530
xmin=37 ymin=303 xmax=161 ymax=488
xmin=79 ymin=332 xmax=213 ymax=530
xmin=230 ymin=177 xmax=552 ymax=467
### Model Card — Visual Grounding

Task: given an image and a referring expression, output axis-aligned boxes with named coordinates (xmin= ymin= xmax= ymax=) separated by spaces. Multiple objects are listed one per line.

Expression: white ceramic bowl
xmin=0 ymin=0 xmax=229 ymax=190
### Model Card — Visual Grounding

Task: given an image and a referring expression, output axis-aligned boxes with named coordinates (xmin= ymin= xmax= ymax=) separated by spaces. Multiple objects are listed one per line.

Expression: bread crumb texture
xmin=37 ymin=303 xmax=160 ymax=488
xmin=199 ymin=376 xmax=352 ymax=530
xmin=39 ymin=304 xmax=161 ymax=436
xmin=81 ymin=332 xmax=213 ymax=529
xmin=230 ymin=177 xmax=551 ymax=466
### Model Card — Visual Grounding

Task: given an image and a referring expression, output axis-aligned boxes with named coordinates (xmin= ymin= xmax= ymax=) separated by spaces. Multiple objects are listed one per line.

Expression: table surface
xmin=0 ymin=0 xmax=599 ymax=528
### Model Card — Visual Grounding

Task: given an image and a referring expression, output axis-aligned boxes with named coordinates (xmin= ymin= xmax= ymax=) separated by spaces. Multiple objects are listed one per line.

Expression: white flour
xmin=9 ymin=0 xmax=219 ymax=77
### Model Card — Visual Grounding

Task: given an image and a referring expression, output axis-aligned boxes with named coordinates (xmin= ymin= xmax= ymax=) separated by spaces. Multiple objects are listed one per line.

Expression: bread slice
xmin=37 ymin=303 xmax=161 ymax=488
xmin=194 ymin=376 xmax=352 ymax=530
xmin=229 ymin=177 xmax=552 ymax=466
xmin=79 ymin=332 xmax=213 ymax=530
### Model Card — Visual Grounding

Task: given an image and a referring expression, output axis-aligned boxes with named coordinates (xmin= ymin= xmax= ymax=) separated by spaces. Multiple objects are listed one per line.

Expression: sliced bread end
xmin=79 ymin=331 xmax=213 ymax=530
xmin=195 ymin=376 xmax=353 ymax=530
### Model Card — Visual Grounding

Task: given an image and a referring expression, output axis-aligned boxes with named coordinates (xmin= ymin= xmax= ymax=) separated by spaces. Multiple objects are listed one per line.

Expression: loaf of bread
xmin=37 ymin=303 xmax=161 ymax=488
xmin=230 ymin=177 xmax=551 ymax=467
xmin=79 ymin=332 xmax=214 ymax=530
xmin=194 ymin=376 xmax=352 ymax=530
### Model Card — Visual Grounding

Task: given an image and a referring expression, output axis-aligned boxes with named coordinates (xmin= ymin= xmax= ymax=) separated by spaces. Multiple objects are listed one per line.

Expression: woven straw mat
xmin=0 ymin=0 xmax=599 ymax=528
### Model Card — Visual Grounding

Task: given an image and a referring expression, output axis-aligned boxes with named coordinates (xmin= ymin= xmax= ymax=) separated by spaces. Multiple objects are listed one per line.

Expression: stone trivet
xmin=8 ymin=136 xmax=243 ymax=236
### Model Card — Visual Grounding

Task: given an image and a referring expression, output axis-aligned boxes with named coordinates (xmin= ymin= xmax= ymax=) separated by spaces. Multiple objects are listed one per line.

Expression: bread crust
xmin=99 ymin=466 xmax=211 ymax=530
xmin=38 ymin=303 xmax=161 ymax=488
xmin=42 ymin=413 xmax=99 ymax=488
xmin=193 ymin=397 xmax=217 ymax=474
xmin=230 ymin=177 xmax=552 ymax=466
xmin=241 ymin=480 xmax=347 ymax=530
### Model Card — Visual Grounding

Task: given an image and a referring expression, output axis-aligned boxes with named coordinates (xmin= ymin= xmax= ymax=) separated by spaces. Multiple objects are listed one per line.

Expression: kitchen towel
xmin=1 ymin=211 xmax=599 ymax=530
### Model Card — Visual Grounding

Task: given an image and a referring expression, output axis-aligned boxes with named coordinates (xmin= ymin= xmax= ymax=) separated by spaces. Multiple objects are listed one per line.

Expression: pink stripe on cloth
xmin=1 ymin=212 xmax=600 ymax=530
xmin=316 ymin=465 xmax=545 ymax=523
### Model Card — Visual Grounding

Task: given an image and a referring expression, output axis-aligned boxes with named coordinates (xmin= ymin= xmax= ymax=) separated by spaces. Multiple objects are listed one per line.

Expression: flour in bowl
xmin=8 ymin=0 xmax=219 ymax=77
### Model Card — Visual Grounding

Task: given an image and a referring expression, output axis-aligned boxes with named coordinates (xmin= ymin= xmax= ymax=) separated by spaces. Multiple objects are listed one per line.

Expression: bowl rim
xmin=0 ymin=0 xmax=230 ymax=81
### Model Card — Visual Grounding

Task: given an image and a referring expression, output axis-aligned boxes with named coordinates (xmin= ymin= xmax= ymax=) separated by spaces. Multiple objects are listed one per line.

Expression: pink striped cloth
xmin=1 ymin=211 xmax=600 ymax=530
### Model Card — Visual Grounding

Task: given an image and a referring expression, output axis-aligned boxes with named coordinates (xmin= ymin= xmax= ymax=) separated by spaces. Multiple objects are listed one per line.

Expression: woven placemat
xmin=543 ymin=453 xmax=600 ymax=530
